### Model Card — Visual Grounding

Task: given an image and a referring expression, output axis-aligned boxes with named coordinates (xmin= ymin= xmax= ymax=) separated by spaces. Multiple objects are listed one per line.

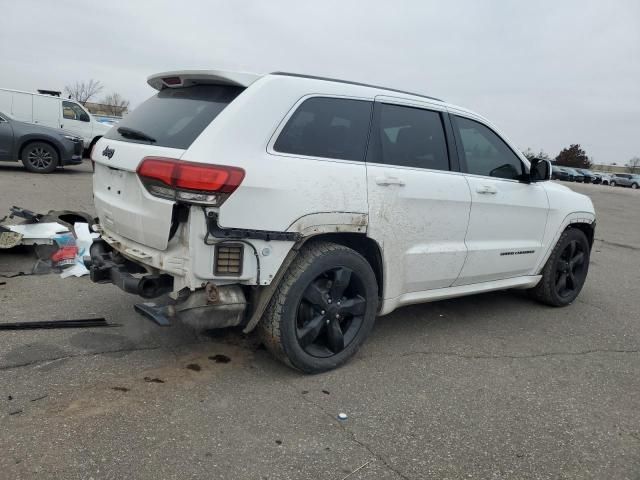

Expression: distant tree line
xmin=64 ymin=79 xmax=130 ymax=116
xmin=523 ymin=145 xmax=640 ymax=172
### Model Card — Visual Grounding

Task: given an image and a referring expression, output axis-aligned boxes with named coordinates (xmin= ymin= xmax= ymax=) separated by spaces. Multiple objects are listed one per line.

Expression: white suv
xmin=89 ymin=70 xmax=596 ymax=372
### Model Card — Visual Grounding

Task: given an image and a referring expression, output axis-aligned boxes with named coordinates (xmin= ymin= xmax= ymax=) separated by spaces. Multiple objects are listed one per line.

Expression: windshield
xmin=0 ymin=111 xmax=14 ymax=120
xmin=104 ymin=85 xmax=245 ymax=149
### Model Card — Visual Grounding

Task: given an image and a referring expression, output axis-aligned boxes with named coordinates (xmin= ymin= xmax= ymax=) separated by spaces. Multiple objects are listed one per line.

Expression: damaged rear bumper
xmin=88 ymin=240 xmax=174 ymax=298
xmin=87 ymin=240 xmax=248 ymax=328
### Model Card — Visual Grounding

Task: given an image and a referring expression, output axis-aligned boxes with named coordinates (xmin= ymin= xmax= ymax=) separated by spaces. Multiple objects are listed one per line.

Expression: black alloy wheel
xmin=259 ymin=241 xmax=378 ymax=373
xmin=529 ymin=228 xmax=590 ymax=307
xmin=296 ymin=266 xmax=367 ymax=358
xmin=554 ymin=239 xmax=587 ymax=300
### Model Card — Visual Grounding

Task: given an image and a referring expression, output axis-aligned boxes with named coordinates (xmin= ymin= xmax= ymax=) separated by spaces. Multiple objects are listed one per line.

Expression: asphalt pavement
xmin=1 ymin=161 xmax=639 ymax=479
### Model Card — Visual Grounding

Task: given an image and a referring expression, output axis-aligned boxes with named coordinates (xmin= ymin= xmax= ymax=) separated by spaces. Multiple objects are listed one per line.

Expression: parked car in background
xmin=87 ymin=69 xmax=596 ymax=372
xmin=610 ymin=173 xmax=640 ymax=189
xmin=576 ymin=168 xmax=598 ymax=184
xmin=552 ymin=165 xmax=571 ymax=181
xmin=0 ymin=87 xmax=111 ymax=153
xmin=0 ymin=110 xmax=83 ymax=173
xmin=561 ymin=167 xmax=584 ymax=183
xmin=596 ymin=173 xmax=612 ymax=185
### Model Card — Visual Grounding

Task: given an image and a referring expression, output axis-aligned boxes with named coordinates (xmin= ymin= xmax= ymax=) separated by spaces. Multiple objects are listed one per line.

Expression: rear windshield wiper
xmin=117 ymin=127 xmax=156 ymax=143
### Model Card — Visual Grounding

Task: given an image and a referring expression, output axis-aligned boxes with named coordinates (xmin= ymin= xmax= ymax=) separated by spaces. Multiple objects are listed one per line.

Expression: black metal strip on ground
xmin=0 ymin=318 xmax=117 ymax=330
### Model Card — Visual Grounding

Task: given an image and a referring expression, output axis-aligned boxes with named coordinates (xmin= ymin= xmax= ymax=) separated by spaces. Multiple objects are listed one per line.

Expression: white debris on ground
xmin=59 ymin=223 xmax=99 ymax=278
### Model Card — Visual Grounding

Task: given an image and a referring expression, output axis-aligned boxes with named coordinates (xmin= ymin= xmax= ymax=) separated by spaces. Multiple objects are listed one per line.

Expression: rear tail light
xmin=137 ymin=157 xmax=244 ymax=206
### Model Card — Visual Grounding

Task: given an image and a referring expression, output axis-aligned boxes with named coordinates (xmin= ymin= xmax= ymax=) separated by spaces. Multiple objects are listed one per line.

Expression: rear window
xmin=367 ymin=103 xmax=449 ymax=171
xmin=104 ymin=85 xmax=244 ymax=149
xmin=274 ymin=97 xmax=372 ymax=161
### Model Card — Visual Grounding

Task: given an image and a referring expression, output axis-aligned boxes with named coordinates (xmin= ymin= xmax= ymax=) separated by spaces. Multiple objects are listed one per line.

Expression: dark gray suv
xmin=0 ymin=111 xmax=83 ymax=173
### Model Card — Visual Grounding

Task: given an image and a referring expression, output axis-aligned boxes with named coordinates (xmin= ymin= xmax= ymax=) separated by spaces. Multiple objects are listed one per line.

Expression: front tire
xmin=632 ymin=183 xmax=639 ymax=189
xmin=529 ymin=228 xmax=590 ymax=307
xmin=21 ymin=142 xmax=58 ymax=173
xmin=259 ymin=241 xmax=378 ymax=373
xmin=610 ymin=181 xmax=616 ymax=187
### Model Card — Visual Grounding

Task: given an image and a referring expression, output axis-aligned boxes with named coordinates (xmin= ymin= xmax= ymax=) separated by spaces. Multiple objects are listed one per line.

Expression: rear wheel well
xmin=567 ymin=222 xmax=595 ymax=250
xmin=302 ymin=233 xmax=384 ymax=299
xmin=19 ymin=140 xmax=60 ymax=162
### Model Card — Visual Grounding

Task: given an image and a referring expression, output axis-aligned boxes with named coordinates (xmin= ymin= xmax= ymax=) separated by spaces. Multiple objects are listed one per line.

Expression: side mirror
xmin=529 ymin=158 xmax=552 ymax=182
xmin=80 ymin=112 xmax=90 ymax=122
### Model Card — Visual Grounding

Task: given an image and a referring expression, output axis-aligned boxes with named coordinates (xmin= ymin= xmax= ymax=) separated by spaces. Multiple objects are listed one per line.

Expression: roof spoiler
xmin=147 ymin=70 xmax=262 ymax=91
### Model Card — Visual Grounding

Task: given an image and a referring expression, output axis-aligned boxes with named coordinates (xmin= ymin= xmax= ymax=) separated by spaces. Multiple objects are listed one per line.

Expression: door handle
xmin=476 ymin=185 xmax=498 ymax=195
xmin=376 ymin=176 xmax=405 ymax=187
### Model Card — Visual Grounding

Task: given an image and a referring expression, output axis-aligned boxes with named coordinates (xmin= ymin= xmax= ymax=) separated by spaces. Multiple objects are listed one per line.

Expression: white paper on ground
xmin=60 ymin=263 xmax=89 ymax=278
xmin=8 ymin=222 xmax=69 ymax=239
xmin=74 ymin=222 xmax=99 ymax=257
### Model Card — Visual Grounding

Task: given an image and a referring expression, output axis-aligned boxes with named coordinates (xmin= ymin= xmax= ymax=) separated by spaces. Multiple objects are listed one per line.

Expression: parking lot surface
xmin=1 ymin=162 xmax=639 ymax=479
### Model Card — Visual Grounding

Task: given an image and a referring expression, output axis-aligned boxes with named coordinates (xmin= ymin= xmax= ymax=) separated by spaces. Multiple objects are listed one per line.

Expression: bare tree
xmin=101 ymin=92 xmax=130 ymax=117
xmin=626 ymin=156 xmax=640 ymax=173
xmin=64 ymin=79 xmax=103 ymax=105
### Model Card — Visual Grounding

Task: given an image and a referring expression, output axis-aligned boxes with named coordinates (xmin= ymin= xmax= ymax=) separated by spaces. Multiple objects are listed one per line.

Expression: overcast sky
xmin=2 ymin=0 xmax=639 ymax=164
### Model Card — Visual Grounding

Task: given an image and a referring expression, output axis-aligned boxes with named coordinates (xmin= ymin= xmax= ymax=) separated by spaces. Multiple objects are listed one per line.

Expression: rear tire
xmin=529 ymin=228 xmax=590 ymax=307
xmin=21 ymin=142 xmax=58 ymax=173
xmin=259 ymin=241 xmax=378 ymax=373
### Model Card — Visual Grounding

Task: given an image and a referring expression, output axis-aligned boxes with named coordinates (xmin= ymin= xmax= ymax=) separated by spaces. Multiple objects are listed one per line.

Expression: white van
xmin=0 ymin=87 xmax=111 ymax=151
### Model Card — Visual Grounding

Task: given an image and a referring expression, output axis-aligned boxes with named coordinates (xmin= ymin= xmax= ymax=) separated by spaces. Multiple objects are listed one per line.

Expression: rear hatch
xmin=93 ymin=84 xmax=245 ymax=250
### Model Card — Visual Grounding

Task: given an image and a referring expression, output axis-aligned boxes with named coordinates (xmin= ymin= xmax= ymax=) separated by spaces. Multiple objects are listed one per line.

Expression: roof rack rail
xmin=270 ymin=72 xmax=444 ymax=103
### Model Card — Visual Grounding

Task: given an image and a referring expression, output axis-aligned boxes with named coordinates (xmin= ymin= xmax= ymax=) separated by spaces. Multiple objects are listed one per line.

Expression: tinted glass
xmin=274 ymin=97 xmax=372 ymax=161
xmin=105 ymin=85 xmax=244 ymax=149
xmin=454 ymin=116 xmax=523 ymax=180
xmin=367 ymin=103 xmax=449 ymax=170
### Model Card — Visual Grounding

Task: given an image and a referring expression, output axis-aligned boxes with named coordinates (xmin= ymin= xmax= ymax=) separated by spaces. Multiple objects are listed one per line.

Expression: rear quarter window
xmin=274 ymin=97 xmax=372 ymax=161
xmin=104 ymin=85 xmax=244 ymax=149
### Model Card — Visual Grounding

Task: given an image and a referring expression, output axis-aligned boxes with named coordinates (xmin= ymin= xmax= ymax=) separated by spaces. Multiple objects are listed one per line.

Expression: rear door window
xmin=274 ymin=97 xmax=372 ymax=161
xmin=367 ymin=103 xmax=450 ymax=171
xmin=104 ymin=85 xmax=244 ymax=149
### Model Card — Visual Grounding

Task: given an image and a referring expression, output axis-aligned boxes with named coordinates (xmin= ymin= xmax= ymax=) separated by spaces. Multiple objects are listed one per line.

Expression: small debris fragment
xmin=30 ymin=394 xmax=48 ymax=402
xmin=0 ymin=281 xmax=6 ymax=286
xmin=301 ymin=390 xmax=309 ymax=395
xmin=208 ymin=354 xmax=231 ymax=364
xmin=9 ymin=409 xmax=23 ymax=416
xmin=322 ymin=390 xmax=330 ymax=395
xmin=337 ymin=413 xmax=348 ymax=421
xmin=7 ymin=395 xmax=13 ymax=401
xmin=111 ymin=387 xmax=129 ymax=392
xmin=186 ymin=363 xmax=201 ymax=372
xmin=275 ymin=440 xmax=282 ymax=445
xmin=144 ymin=377 xmax=165 ymax=383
